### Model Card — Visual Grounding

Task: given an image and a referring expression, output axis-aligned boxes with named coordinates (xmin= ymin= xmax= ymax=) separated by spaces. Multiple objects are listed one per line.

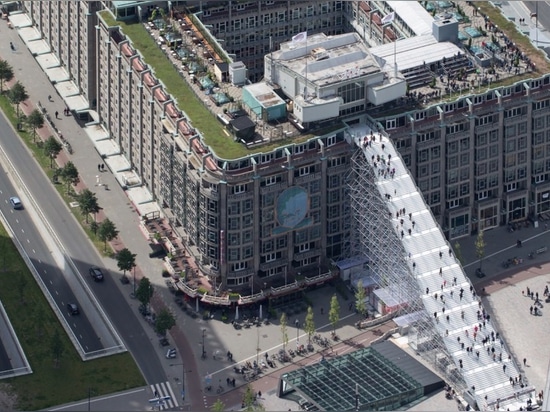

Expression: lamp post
xmin=132 ymin=266 xmax=136 ymax=297
xmin=201 ymin=328 xmax=206 ymax=359
xmin=170 ymin=363 xmax=192 ymax=401
xmin=295 ymin=319 xmax=300 ymax=344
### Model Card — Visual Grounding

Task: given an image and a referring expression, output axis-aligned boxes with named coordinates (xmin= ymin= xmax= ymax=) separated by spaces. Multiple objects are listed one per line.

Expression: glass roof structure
xmin=280 ymin=345 xmax=425 ymax=411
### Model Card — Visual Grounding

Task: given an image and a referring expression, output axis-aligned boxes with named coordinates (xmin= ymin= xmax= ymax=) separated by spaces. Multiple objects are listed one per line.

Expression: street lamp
xmin=295 ymin=319 xmax=300 ymax=343
xmin=170 ymin=363 xmax=192 ymax=401
xmin=132 ymin=266 xmax=136 ymax=297
xmin=201 ymin=328 xmax=206 ymax=359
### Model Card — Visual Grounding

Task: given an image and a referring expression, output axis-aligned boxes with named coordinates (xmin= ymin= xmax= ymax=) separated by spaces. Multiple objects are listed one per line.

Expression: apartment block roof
xmin=272 ymin=32 xmax=381 ymax=87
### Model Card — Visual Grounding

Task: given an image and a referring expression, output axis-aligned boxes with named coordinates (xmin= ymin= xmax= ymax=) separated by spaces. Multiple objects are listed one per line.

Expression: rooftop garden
xmin=98 ymin=10 xmax=318 ymax=160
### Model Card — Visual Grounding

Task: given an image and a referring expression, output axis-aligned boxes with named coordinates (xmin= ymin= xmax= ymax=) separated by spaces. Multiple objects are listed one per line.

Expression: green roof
xmin=98 ymin=10 xmax=328 ymax=160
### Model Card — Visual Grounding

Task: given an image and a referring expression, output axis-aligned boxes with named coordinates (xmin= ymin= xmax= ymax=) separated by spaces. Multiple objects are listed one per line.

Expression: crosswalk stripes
xmin=149 ymin=381 xmax=179 ymax=410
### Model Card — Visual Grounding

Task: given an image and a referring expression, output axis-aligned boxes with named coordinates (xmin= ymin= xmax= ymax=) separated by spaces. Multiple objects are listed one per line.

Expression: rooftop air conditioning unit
xmin=311 ymin=47 xmax=329 ymax=61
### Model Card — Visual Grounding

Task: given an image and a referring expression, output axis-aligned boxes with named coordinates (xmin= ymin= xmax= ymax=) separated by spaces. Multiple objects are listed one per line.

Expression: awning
xmin=161 ymin=118 xmax=176 ymax=134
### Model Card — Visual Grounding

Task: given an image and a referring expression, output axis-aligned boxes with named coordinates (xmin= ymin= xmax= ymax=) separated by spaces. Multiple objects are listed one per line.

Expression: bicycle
xmin=216 ymin=385 xmax=224 ymax=394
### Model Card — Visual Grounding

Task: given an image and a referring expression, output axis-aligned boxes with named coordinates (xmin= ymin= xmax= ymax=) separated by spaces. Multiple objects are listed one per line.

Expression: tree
xmin=453 ymin=241 xmax=464 ymax=266
xmin=90 ymin=221 xmax=99 ymax=235
xmin=60 ymin=161 xmax=79 ymax=194
xmin=0 ymin=59 xmax=14 ymax=93
xmin=136 ymin=277 xmax=154 ymax=307
xmin=328 ymin=294 xmax=340 ymax=334
xmin=43 ymin=136 xmax=63 ymax=168
xmin=50 ymin=329 xmax=64 ymax=368
xmin=280 ymin=312 xmax=288 ymax=353
xmin=355 ymin=280 xmax=367 ymax=317
xmin=26 ymin=109 xmax=44 ymax=141
xmin=303 ymin=306 xmax=315 ymax=344
xmin=211 ymin=399 xmax=225 ymax=412
xmin=116 ymin=247 xmax=136 ymax=276
xmin=475 ymin=230 xmax=486 ymax=271
xmin=150 ymin=6 xmax=166 ymax=21
xmin=97 ymin=218 xmax=118 ymax=252
xmin=241 ymin=384 xmax=265 ymax=411
xmin=7 ymin=81 xmax=28 ymax=118
xmin=77 ymin=189 xmax=100 ymax=223
xmin=154 ymin=308 xmax=176 ymax=336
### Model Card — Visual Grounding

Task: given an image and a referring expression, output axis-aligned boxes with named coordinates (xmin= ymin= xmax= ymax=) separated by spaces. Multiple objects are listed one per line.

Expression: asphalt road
xmin=0 ymin=122 xmax=102 ymax=353
xmin=0 ymin=103 xmax=166 ymax=382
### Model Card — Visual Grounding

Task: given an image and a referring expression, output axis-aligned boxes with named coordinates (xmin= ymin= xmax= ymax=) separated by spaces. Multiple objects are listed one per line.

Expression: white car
xmin=9 ymin=196 xmax=22 ymax=209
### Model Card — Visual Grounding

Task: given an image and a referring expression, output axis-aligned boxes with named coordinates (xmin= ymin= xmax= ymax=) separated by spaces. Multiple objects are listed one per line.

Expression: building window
xmin=295 ymin=144 xmax=306 ymax=154
xmin=233 ymin=184 xmax=246 ymax=194
xmin=299 ymin=166 xmax=311 ymax=176
xmin=231 ymin=262 xmax=247 ymax=271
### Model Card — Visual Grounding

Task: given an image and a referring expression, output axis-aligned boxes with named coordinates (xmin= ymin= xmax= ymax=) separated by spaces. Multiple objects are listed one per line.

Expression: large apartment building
xmin=93 ymin=8 xmax=353 ymax=290
xmin=18 ymin=0 xmax=550 ymax=290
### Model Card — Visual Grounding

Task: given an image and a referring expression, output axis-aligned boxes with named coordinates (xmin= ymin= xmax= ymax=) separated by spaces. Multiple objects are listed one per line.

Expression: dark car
xmin=89 ymin=266 xmax=104 ymax=281
xmin=67 ymin=303 xmax=79 ymax=315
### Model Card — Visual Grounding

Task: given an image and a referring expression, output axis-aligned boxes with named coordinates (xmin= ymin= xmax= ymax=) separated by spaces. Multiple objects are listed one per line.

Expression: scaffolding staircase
xmin=345 ymin=124 xmax=536 ymax=411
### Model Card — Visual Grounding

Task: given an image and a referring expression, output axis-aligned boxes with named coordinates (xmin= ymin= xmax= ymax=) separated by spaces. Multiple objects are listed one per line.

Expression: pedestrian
xmin=55 ymin=111 xmax=59 ymax=119
xmin=530 ymin=306 xmax=533 ymax=315
xmin=320 ymin=307 xmax=324 ymax=315
xmin=9 ymin=42 xmax=14 ymax=51
xmin=439 ymin=251 xmax=443 ymax=259
xmin=524 ymin=358 xmax=527 ymax=366
xmin=258 ymin=390 xmax=262 ymax=398
xmin=98 ymin=164 xmax=101 ymax=171
xmin=101 ymin=163 xmax=105 ymax=171
xmin=48 ymin=94 xmax=52 ymax=102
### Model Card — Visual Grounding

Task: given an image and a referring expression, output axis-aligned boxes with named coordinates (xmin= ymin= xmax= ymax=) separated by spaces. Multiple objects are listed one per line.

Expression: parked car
xmin=89 ymin=266 xmax=104 ymax=282
xmin=9 ymin=196 xmax=22 ymax=209
xmin=67 ymin=303 xmax=79 ymax=315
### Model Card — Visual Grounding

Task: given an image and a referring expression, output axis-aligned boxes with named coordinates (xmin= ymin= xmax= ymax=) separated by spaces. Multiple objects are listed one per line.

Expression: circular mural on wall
xmin=276 ymin=186 xmax=308 ymax=229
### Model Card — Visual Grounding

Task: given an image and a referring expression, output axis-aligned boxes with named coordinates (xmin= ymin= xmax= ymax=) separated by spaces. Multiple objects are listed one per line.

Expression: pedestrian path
xmin=148 ymin=381 xmax=178 ymax=410
xmin=347 ymin=124 xmax=536 ymax=411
